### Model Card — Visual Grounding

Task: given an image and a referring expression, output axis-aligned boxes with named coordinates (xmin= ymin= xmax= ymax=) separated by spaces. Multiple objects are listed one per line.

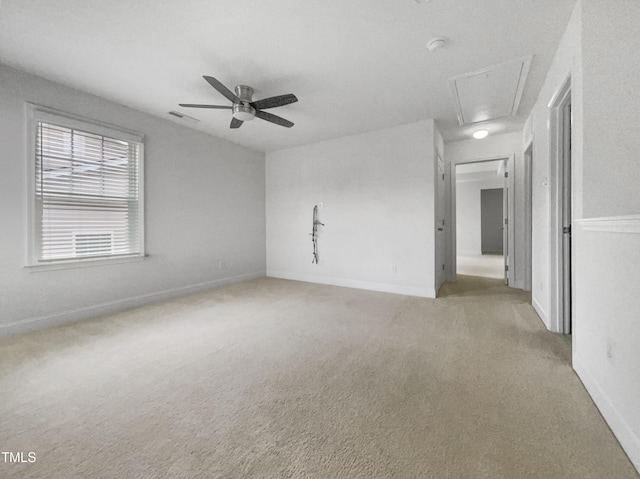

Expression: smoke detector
xmin=427 ymin=38 xmax=446 ymax=52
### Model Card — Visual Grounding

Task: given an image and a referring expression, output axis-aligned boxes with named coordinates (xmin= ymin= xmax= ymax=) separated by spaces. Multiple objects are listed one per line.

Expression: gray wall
xmin=0 ymin=65 xmax=266 ymax=335
xmin=480 ymin=188 xmax=504 ymax=254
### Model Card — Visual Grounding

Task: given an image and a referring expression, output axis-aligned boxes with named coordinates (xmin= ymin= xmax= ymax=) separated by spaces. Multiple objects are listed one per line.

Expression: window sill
xmin=25 ymin=254 xmax=147 ymax=273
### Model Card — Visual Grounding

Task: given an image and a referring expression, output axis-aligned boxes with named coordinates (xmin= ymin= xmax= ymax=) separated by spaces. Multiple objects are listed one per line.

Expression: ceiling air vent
xmin=168 ymin=110 xmax=200 ymax=124
xmin=449 ymin=56 xmax=533 ymax=125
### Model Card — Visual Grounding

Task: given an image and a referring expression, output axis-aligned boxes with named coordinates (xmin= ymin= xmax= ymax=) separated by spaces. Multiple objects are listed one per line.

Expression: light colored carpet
xmin=457 ymin=254 xmax=505 ymax=279
xmin=0 ymin=276 xmax=637 ymax=479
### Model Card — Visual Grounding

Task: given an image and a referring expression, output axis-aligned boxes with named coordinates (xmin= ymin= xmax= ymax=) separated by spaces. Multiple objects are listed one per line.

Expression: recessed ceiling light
xmin=473 ymin=129 xmax=489 ymax=139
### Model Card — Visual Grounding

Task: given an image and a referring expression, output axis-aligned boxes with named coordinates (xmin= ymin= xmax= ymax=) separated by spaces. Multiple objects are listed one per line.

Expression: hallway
xmin=457 ymin=254 xmax=504 ymax=279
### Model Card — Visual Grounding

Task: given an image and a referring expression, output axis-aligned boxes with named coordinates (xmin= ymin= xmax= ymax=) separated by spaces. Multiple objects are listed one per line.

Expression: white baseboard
xmin=532 ymin=296 xmax=549 ymax=329
xmin=267 ymin=270 xmax=436 ymax=299
xmin=0 ymin=271 xmax=265 ymax=337
xmin=574 ymin=356 xmax=640 ymax=474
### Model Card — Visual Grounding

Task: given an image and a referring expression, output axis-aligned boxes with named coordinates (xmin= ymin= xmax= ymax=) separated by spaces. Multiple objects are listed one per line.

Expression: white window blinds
xmin=33 ymin=116 xmax=143 ymax=263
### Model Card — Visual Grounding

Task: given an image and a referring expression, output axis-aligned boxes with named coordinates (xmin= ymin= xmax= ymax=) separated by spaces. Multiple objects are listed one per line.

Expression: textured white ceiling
xmin=0 ymin=0 xmax=576 ymax=152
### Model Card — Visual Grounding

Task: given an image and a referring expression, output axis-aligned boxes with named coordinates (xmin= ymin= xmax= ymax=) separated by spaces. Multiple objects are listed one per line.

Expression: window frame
xmin=26 ymin=104 xmax=145 ymax=271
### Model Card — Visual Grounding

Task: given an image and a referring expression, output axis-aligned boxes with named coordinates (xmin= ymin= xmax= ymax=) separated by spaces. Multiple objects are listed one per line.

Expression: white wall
xmin=445 ymin=132 xmax=524 ymax=287
xmin=576 ymin=0 xmax=640 ymax=472
xmin=456 ymin=174 xmax=504 ymax=257
xmin=526 ymin=0 xmax=583 ymax=330
xmin=581 ymin=0 xmax=640 ymax=218
xmin=0 ymin=64 xmax=266 ymax=336
xmin=266 ymin=120 xmax=437 ymax=298
xmin=433 ymin=124 xmax=446 ymax=293
xmin=529 ymin=0 xmax=640 ymax=471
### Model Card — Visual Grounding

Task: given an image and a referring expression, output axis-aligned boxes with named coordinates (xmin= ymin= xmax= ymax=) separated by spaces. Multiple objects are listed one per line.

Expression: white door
xmin=435 ymin=153 xmax=446 ymax=292
xmin=562 ymin=101 xmax=572 ymax=334
xmin=502 ymin=159 xmax=509 ymax=285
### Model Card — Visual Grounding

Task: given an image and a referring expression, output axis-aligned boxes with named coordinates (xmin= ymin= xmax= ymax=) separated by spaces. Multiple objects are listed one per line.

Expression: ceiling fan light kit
xmin=232 ymin=86 xmax=256 ymax=121
xmin=179 ymin=76 xmax=297 ymax=129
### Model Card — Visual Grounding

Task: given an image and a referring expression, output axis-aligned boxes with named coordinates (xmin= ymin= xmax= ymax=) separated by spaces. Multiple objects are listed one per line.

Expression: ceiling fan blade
xmin=203 ymin=75 xmax=240 ymax=103
xmin=255 ymin=110 xmax=294 ymax=128
xmin=230 ymin=117 xmax=244 ymax=129
xmin=251 ymin=94 xmax=298 ymax=110
xmin=179 ymin=103 xmax=232 ymax=109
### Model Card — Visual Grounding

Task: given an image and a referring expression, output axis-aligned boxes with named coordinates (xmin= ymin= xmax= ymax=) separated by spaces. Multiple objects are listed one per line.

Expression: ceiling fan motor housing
xmin=179 ymin=76 xmax=297 ymax=128
xmin=233 ymin=84 xmax=256 ymax=121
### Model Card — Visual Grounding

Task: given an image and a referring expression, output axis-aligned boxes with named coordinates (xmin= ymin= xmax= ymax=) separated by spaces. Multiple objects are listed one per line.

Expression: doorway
xmin=561 ymin=98 xmax=572 ymax=334
xmin=453 ymin=158 xmax=509 ymax=281
xmin=550 ymin=77 xmax=572 ymax=335
xmin=481 ymin=188 xmax=504 ymax=254
xmin=524 ymin=143 xmax=533 ymax=292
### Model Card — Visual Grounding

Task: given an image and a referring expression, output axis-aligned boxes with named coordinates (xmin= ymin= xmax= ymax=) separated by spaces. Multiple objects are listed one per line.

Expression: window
xmin=28 ymin=107 xmax=144 ymax=266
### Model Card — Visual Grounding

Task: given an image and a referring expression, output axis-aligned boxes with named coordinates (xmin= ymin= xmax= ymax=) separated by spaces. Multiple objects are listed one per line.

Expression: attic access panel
xmin=450 ymin=56 xmax=532 ymax=125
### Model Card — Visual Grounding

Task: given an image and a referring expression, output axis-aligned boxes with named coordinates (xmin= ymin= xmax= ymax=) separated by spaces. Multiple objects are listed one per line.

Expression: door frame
xmin=548 ymin=75 xmax=572 ymax=334
xmin=449 ymin=155 xmax=515 ymax=285
xmin=523 ymin=141 xmax=533 ymax=292
xmin=435 ymin=152 xmax=447 ymax=292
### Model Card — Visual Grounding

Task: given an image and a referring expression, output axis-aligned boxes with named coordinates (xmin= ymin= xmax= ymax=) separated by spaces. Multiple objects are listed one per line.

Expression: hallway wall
xmin=528 ymin=0 xmax=640 ymax=472
xmin=445 ymin=132 xmax=524 ymax=288
xmin=575 ymin=0 xmax=640 ymax=472
xmin=525 ymin=0 xmax=582 ymax=331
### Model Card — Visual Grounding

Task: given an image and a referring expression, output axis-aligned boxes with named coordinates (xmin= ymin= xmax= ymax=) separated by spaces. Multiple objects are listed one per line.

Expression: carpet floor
xmin=0 ymin=276 xmax=637 ymax=478
xmin=457 ymin=254 xmax=504 ymax=279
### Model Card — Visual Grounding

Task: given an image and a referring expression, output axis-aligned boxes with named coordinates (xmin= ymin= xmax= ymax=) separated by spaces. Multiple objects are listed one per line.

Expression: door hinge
xmin=505 ymin=265 xmax=509 ymax=271
xmin=505 ymin=218 xmax=508 ymax=225
xmin=442 ymin=264 xmax=445 ymax=270
xmin=504 ymin=172 xmax=509 ymax=178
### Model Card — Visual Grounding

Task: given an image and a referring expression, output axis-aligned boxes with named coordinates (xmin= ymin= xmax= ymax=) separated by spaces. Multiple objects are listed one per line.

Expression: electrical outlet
xmin=392 ymin=264 xmax=397 ymax=274
xmin=319 ymin=202 xmax=323 ymax=209
xmin=218 ymin=260 xmax=226 ymax=270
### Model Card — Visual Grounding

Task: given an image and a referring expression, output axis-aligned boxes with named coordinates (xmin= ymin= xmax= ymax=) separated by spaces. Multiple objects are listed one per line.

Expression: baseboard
xmin=574 ymin=356 xmax=640 ymax=474
xmin=0 ymin=271 xmax=265 ymax=337
xmin=532 ymin=296 xmax=549 ymax=329
xmin=267 ymin=270 xmax=436 ymax=298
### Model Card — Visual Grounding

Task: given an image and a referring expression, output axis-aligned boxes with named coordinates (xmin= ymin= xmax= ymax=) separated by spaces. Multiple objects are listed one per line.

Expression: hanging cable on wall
xmin=310 ymin=205 xmax=324 ymax=264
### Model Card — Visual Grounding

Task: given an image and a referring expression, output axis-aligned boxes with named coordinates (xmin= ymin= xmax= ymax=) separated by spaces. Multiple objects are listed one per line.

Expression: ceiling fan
xmin=179 ymin=76 xmax=298 ymax=129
